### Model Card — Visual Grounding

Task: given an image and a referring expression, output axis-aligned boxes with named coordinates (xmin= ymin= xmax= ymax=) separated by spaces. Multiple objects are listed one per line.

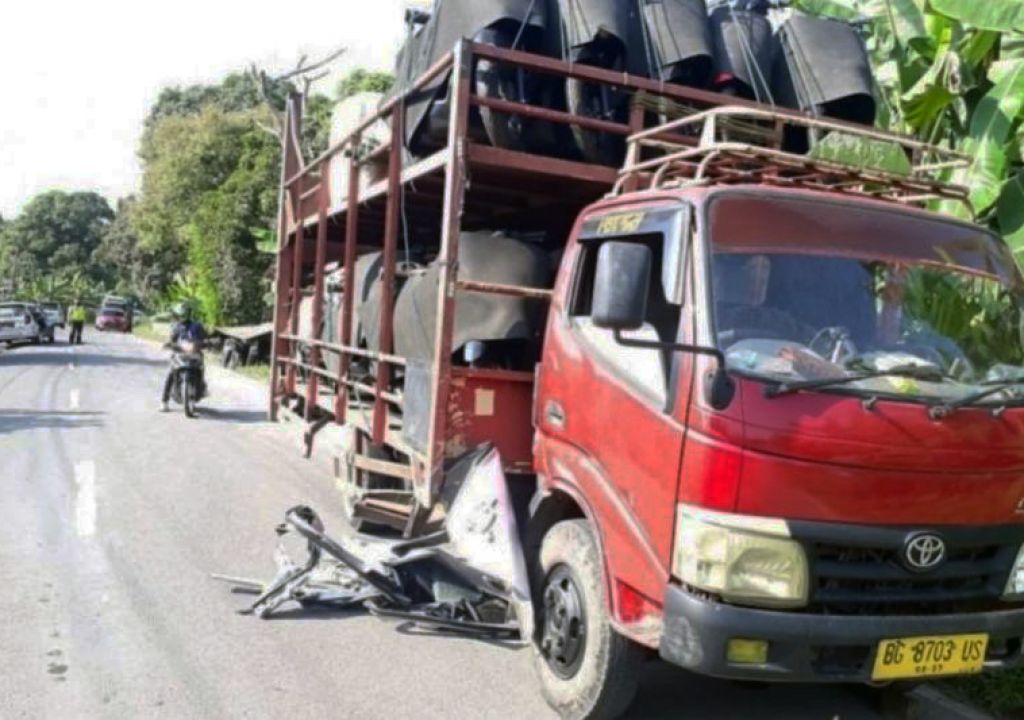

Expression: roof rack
xmin=614 ymin=106 xmax=974 ymax=216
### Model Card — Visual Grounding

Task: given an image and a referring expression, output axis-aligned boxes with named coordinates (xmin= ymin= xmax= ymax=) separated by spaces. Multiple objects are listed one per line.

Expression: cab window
xmin=569 ymin=232 xmax=682 ymax=408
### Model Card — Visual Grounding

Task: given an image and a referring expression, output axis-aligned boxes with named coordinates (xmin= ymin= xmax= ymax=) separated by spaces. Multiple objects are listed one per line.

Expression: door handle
xmin=545 ymin=400 xmax=566 ymax=429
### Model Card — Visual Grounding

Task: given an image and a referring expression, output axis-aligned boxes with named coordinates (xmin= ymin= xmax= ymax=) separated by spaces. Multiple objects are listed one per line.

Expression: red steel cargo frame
xmin=267 ymin=39 xmax=892 ymax=515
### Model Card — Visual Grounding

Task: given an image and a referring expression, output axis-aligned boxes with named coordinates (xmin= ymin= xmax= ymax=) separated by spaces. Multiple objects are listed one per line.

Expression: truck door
xmin=539 ymin=205 xmax=694 ymax=594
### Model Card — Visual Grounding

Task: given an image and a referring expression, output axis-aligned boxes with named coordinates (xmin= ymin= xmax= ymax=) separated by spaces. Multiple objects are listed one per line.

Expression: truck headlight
xmin=673 ymin=505 xmax=809 ymax=609
xmin=1004 ymin=545 xmax=1024 ymax=598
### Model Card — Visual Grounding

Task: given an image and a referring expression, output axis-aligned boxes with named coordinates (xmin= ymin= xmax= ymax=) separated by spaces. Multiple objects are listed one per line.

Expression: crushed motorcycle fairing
xmin=216 ymin=446 xmax=534 ymax=641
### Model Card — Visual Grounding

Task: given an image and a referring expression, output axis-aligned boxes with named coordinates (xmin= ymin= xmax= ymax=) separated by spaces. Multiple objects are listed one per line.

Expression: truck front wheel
xmin=533 ymin=520 xmax=644 ymax=720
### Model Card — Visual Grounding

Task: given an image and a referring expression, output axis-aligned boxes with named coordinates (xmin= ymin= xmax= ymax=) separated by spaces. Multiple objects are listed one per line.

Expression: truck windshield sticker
xmin=580 ymin=207 xmax=685 ymax=241
xmin=596 ymin=212 xmax=646 ymax=236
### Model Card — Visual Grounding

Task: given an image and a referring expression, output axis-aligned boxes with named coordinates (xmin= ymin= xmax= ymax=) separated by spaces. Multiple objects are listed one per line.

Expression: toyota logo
xmin=903 ymin=533 xmax=947 ymax=572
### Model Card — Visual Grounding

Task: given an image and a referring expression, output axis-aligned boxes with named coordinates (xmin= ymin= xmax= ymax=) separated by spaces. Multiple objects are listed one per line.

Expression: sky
xmin=0 ymin=0 xmax=413 ymax=219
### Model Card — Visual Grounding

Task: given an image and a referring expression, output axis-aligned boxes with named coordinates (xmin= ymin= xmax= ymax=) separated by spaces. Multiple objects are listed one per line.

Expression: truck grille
xmin=795 ymin=526 xmax=1024 ymax=616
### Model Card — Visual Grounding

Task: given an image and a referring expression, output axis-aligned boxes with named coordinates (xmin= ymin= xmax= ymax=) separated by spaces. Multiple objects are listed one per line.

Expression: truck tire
xmin=565 ymin=39 xmax=629 ymax=167
xmin=476 ymin=27 xmax=529 ymax=152
xmin=475 ymin=26 xmax=559 ymax=155
xmin=533 ymin=520 xmax=644 ymax=720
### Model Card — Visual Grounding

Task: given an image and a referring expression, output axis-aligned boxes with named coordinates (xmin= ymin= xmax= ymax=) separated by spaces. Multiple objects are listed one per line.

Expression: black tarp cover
xmin=708 ymin=5 xmax=775 ymax=97
xmin=396 ymin=0 xmax=549 ymax=148
xmin=394 ymin=232 xmax=552 ymax=361
xmin=641 ymin=0 xmax=713 ymax=83
xmin=557 ymin=0 xmax=631 ymax=50
xmin=773 ymin=14 xmax=875 ymax=119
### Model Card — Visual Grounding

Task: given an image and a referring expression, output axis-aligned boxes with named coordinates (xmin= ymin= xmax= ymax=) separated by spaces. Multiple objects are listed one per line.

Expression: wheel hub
xmin=540 ymin=565 xmax=587 ymax=679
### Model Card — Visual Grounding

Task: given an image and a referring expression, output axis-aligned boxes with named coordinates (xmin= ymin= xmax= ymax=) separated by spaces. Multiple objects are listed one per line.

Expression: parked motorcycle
xmin=166 ymin=339 xmax=207 ymax=418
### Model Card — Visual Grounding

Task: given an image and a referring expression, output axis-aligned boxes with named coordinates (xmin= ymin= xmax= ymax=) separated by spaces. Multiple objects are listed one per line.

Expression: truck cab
xmin=269 ymin=31 xmax=1024 ymax=715
xmin=533 ymin=181 xmax=1024 ymax=699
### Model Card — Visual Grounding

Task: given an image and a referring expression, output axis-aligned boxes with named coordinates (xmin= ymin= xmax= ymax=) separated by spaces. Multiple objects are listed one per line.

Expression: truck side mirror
xmin=405 ymin=7 xmax=431 ymax=26
xmin=592 ymin=242 xmax=651 ymax=331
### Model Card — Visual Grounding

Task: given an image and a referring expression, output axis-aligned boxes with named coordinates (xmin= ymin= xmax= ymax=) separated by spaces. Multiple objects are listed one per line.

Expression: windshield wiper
xmin=929 ymin=377 xmax=1024 ymax=419
xmin=764 ymin=365 xmax=948 ymax=399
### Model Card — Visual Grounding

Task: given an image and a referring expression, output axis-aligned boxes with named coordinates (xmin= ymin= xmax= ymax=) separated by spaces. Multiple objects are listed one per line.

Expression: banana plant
xmin=792 ymin=0 xmax=1024 ymax=368
xmin=796 ymin=0 xmax=1024 ymax=242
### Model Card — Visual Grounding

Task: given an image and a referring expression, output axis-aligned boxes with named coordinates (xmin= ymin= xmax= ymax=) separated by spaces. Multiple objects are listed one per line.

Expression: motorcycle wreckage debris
xmin=215 ymin=447 xmax=534 ymax=641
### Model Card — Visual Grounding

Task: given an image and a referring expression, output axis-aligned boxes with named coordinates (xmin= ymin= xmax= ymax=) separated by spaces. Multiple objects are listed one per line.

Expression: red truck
xmin=269 ymin=40 xmax=1024 ymax=720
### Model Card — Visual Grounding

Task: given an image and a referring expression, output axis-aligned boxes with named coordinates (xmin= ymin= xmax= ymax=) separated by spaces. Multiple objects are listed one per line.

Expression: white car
xmin=39 ymin=301 xmax=66 ymax=329
xmin=0 ymin=303 xmax=46 ymax=345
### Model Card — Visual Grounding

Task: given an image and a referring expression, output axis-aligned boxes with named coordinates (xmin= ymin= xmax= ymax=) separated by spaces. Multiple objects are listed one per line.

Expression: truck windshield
xmin=709 ymin=194 xmax=1024 ymax=405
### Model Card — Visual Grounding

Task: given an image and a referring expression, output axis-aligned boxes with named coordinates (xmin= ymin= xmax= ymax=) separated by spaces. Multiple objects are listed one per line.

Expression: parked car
xmin=101 ymin=295 xmax=134 ymax=331
xmin=39 ymin=301 xmax=66 ymax=329
xmin=95 ymin=307 xmax=130 ymax=333
xmin=0 ymin=302 xmax=53 ymax=345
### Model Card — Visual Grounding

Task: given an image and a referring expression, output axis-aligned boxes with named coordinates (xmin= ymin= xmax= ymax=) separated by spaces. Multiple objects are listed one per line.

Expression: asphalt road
xmin=0 ymin=330 xmax=890 ymax=719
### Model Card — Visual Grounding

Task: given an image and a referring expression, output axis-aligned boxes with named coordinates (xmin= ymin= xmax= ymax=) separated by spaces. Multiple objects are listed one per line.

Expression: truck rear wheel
xmin=533 ymin=520 xmax=644 ymax=720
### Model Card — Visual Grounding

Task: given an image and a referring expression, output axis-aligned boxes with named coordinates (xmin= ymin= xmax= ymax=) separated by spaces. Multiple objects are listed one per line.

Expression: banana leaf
xmin=790 ymin=0 xmax=860 ymax=21
xmin=953 ymin=59 xmax=1024 ymax=213
xmin=1003 ymin=32 xmax=1024 ymax=59
xmin=870 ymin=0 xmax=929 ymax=48
xmin=959 ymin=30 xmax=999 ymax=66
xmin=807 ymin=133 xmax=913 ymax=176
xmin=998 ymin=171 xmax=1024 ymax=253
xmin=901 ymin=50 xmax=962 ymax=131
xmin=928 ymin=0 xmax=1024 ymax=34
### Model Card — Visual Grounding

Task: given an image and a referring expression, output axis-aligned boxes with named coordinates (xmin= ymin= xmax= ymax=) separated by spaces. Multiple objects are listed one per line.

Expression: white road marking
xmin=69 ymin=389 xmax=80 ymax=411
xmin=74 ymin=461 xmax=97 ymax=538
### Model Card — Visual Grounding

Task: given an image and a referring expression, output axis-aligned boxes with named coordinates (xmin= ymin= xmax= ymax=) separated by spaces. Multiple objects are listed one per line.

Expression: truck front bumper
xmin=661 ymin=584 xmax=1024 ymax=682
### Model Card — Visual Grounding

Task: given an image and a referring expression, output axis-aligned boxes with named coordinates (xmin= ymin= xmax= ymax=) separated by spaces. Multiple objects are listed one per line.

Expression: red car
xmin=95 ymin=308 xmax=130 ymax=333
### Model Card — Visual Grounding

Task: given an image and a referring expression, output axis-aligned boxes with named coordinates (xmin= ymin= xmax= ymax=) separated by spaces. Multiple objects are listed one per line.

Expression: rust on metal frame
xmin=373 ymin=105 xmax=405 ymax=445
xmin=471 ymin=94 xmax=630 ymax=136
xmin=424 ymin=40 xmax=473 ymax=507
xmin=455 ymin=279 xmax=553 ymax=301
xmin=337 ymin=129 xmax=362 ymax=424
xmin=305 ymin=172 xmax=330 ymax=422
xmin=273 ymin=40 xmax=918 ymax=488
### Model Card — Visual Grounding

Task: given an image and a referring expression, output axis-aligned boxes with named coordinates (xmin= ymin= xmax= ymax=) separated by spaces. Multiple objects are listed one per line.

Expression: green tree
xmin=144 ymin=72 xmax=290 ymax=135
xmin=336 ymin=68 xmax=395 ymax=100
xmin=93 ymin=197 xmax=173 ymax=304
xmin=131 ymin=69 xmax=334 ymax=324
xmin=792 ymin=0 xmax=1024 ymax=371
xmin=0 ymin=191 xmax=113 ymax=295
xmin=794 ymin=0 xmax=1024 ymax=246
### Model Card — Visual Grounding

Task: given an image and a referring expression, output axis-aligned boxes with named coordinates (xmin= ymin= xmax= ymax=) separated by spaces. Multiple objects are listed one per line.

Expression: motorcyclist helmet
xmin=172 ymin=301 xmax=195 ymax=322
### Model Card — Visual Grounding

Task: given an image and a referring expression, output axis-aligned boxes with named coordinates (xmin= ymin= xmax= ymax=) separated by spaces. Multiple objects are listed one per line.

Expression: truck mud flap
xmin=217 ymin=446 xmax=533 ymax=640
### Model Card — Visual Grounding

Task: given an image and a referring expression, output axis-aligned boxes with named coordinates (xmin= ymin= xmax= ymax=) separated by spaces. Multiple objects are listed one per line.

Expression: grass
xmin=946 ymin=670 xmax=1024 ymax=717
xmin=132 ymin=320 xmax=168 ymax=344
xmin=232 ymin=362 xmax=271 ymax=383
xmin=134 ymin=320 xmax=270 ymax=384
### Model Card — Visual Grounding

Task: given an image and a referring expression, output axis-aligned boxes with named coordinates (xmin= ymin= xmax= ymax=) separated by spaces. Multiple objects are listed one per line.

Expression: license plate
xmin=872 ymin=634 xmax=988 ymax=681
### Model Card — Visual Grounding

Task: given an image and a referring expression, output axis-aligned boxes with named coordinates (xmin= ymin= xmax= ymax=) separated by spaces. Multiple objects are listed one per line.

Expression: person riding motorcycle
xmin=161 ymin=302 xmax=207 ymax=412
